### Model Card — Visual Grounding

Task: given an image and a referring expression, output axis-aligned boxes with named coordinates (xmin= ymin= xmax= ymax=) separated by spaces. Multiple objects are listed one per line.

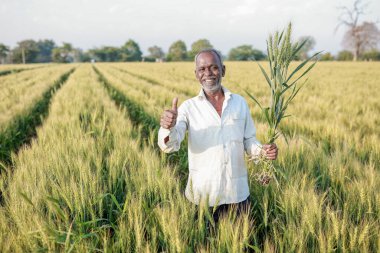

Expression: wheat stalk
xmin=246 ymin=23 xmax=321 ymax=185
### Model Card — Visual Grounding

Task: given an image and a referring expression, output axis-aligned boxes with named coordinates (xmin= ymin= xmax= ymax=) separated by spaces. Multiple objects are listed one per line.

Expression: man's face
xmin=195 ymin=52 xmax=225 ymax=93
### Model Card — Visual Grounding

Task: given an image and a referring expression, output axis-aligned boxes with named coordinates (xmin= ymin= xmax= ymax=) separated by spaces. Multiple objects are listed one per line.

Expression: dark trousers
xmin=211 ymin=197 xmax=251 ymax=224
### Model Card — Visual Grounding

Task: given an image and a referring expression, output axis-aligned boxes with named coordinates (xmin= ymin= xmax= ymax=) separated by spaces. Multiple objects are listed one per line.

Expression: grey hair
xmin=194 ymin=49 xmax=223 ymax=66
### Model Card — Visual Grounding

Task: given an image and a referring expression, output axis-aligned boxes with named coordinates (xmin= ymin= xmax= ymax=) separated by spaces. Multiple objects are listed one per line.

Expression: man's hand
xmin=160 ymin=97 xmax=178 ymax=129
xmin=262 ymin=143 xmax=278 ymax=160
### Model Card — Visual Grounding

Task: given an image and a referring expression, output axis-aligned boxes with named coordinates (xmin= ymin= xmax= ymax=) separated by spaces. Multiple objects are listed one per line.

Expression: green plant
xmin=245 ymin=23 xmax=321 ymax=185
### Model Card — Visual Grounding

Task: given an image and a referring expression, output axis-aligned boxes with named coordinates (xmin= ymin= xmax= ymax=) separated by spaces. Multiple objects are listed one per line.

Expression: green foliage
xmin=0 ymin=43 xmax=10 ymax=64
xmin=166 ymin=40 xmax=187 ymax=61
xmin=121 ymin=39 xmax=142 ymax=62
xmin=36 ymin=39 xmax=56 ymax=63
xmin=12 ymin=40 xmax=40 ymax=63
xmin=228 ymin=45 xmax=265 ymax=61
xmin=52 ymin=43 xmax=74 ymax=63
xmin=188 ymin=39 xmax=213 ymax=60
xmin=337 ymin=50 xmax=354 ymax=61
xmin=90 ymin=46 xmax=122 ymax=62
xmin=362 ymin=49 xmax=380 ymax=61
xmin=320 ymin=52 xmax=335 ymax=61
xmin=147 ymin=45 xmax=165 ymax=60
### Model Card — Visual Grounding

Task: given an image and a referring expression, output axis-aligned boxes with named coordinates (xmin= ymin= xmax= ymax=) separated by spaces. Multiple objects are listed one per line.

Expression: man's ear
xmin=222 ymin=65 xmax=226 ymax=77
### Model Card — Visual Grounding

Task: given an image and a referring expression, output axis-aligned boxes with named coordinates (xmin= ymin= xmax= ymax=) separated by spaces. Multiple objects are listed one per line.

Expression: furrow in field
xmin=94 ymin=64 xmax=190 ymax=121
xmin=111 ymin=65 xmax=195 ymax=97
xmin=0 ymin=67 xmax=75 ymax=165
xmin=0 ymin=64 xmax=48 ymax=77
xmin=0 ymin=65 xmax=74 ymax=129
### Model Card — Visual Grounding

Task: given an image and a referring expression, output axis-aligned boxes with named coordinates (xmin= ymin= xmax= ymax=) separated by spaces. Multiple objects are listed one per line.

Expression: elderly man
xmin=158 ymin=49 xmax=278 ymax=222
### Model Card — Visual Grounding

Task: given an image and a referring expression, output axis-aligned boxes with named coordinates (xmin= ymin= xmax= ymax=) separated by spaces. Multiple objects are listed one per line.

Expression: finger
xmin=164 ymin=110 xmax=177 ymax=118
xmin=164 ymin=116 xmax=174 ymax=123
xmin=164 ymin=113 xmax=174 ymax=120
xmin=161 ymin=118 xmax=173 ymax=128
xmin=269 ymin=144 xmax=277 ymax=150
xmin=266 ymin=149 xmax=277 ymax=154
xmin=172 ymin=97 xmax=178 ymax=111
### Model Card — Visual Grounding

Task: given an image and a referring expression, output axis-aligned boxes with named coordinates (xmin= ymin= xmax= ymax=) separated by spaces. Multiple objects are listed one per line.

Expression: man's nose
xmin=204 ymin=67 xmax=212 ymax=75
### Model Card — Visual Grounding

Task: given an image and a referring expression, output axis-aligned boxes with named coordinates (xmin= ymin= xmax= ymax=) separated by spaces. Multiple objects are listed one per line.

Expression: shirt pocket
xmin=228 ymin=112 xmax=245 ymax=142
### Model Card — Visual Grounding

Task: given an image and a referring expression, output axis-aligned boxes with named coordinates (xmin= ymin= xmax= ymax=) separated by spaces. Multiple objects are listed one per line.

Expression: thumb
xmin=172 ymin=97 xmax=178 ymax=111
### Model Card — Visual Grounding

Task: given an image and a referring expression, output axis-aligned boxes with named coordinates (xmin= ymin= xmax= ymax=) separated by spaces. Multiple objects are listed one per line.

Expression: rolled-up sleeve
xmin=158 ymin=104 xmax=188 ymax=153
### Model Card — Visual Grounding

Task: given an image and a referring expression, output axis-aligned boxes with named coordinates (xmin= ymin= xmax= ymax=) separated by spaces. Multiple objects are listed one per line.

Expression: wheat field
xmin=0 ymin=62 xmax=379 ymax=252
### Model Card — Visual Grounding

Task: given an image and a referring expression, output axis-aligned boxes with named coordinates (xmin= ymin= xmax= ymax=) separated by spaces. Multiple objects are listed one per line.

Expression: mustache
xmin=200 ymin=82 xmax=221 ymax=92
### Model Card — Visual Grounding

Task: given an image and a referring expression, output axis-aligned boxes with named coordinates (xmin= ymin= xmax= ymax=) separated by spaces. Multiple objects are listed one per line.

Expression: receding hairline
xmin=194 ymin=49 xmax=223 ymax=66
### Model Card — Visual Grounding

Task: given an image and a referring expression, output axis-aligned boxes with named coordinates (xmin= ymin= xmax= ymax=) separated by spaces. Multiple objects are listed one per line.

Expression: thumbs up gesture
xmin=160 ymin=98 xmax=178 ymax=129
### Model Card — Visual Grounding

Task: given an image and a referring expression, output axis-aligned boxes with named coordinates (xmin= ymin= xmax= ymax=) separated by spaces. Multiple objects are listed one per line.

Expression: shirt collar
xmin=197 ymin=86 xmax=232 ymax=100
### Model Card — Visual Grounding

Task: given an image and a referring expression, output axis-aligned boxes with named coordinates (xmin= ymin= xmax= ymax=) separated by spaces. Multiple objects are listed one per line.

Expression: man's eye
xmin=212 ymin=66 xmax=219 ymax=70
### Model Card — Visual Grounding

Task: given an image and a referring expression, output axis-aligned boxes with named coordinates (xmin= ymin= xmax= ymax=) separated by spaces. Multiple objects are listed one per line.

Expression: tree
xmin=121 ymin=39 xmax=142 ymax=61
xmin=337 ymin=0 xmax=380 ymax=61
xmin=188 ymin=39 xmax=213 ymax=60
xmin=90 ymin=46 xmax=122 ymax=62
xmin=296 ymin=36 xmax=316 ymax=60
xmin=12 ymin=40 xmax=39 ymax=63
xmin=167 ymin=40 xmax=187 ymax=61
xmin=320 ymin=52 xmax=334 ymax=61
xmin=0 ymin=43 xmax=10 ymax=64
xmin=342 ymin=22 xmax=380 ymax=60
xmin=147 ymin=45 xmax=165 ymax=61
xmin=228 ymin=45 xmax=265 ymax=61
xmin=52 ymin=43 xmax=74 ymax=63
xmin=337 ymin=50 xmax=354 ymax=61
xmin=362 ymin=49 xmax=380 ymax=61
xmin=36 ymin=39 xmax=56 ymax=63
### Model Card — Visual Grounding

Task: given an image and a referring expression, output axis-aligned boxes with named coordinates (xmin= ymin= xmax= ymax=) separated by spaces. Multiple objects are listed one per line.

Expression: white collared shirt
xmin=158 ymin=86 xmax=262 ymax=207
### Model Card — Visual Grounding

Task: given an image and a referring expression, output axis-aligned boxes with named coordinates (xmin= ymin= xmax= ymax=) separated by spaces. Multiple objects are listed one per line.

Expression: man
xmin=158 ymin=49 xmax=278 ymax=221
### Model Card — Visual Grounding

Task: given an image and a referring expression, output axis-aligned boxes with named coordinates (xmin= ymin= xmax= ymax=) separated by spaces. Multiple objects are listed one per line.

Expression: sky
xmin=1 ymin=0 xmax=379 ymax=56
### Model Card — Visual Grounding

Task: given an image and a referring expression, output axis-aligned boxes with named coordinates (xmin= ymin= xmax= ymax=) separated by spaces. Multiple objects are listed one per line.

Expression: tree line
xmin=0 ymin=38 xmax=300 ymax=64
xmin=1 ymin=36 xmax=378 ymax=64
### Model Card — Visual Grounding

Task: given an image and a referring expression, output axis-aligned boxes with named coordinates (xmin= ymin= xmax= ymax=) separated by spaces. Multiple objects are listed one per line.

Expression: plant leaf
xmin=245 ymin=90 xmax=263 ymax=110
xmin=286 ymin=51 xmax=321 ymax=83
xmin=257 ymin=63 xmax=273 ymax=90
